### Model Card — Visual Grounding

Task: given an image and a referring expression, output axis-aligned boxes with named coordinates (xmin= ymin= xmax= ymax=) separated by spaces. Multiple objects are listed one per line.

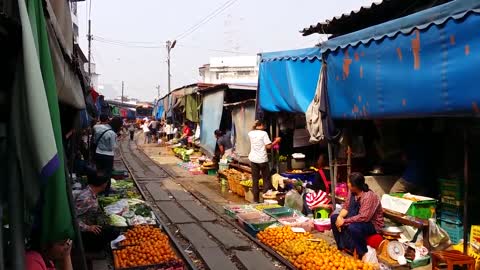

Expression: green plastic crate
xmin=263 ymin=207 xmax=303 ymax=219
xmin=407 ymin=256 xmax=430 ymax=268
xmin=439 ymin=178 xmax=463 ymax=200
xmin=391 ymin=193 xmax=436 ymax=220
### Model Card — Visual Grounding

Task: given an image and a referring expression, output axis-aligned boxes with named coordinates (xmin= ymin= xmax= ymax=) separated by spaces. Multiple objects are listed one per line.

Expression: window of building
xmin=237 ymin=71 xmax=252 ymax=76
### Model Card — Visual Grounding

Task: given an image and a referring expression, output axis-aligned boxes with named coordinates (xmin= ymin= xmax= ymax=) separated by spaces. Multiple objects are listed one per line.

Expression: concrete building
xmin=199 ymin=56 xmax=258 ymax=84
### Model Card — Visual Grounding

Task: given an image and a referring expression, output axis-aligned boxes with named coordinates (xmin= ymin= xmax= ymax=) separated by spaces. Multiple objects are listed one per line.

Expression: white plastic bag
xmin=363 ymin=246 xmax=379 ymax=265
xmin=285 ymin=190 xmax=303 ymax=212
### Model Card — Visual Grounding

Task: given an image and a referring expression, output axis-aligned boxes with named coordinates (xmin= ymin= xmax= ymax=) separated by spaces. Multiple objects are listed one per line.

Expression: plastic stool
xmin=313 ymin=207 xmax=331 ymax=219
xmin=432 ymin=250 xmax=475 ymax=270
xmin=366 ymin=234 xmax=383 ymax=250
xmin=345 ymin=234 xmax=384 ymax=259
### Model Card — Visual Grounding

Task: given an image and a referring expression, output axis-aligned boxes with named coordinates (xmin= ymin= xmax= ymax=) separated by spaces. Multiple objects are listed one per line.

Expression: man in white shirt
xmin=142 ymin=120 xmax=151 ymax=144
xmin=248 ymin=121 xmax=281 ymax=203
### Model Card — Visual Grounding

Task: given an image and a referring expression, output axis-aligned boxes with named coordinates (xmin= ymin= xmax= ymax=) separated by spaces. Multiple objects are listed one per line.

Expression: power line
xmin=176 ymin=44 xmax=249 ymax=54
xmin=94 ymin=35 xmax=158 ymax=45
xmin=174 ymin=0 xmax=238 ymax=41
xmin=93 ymin=36 xmax=251 ymax=54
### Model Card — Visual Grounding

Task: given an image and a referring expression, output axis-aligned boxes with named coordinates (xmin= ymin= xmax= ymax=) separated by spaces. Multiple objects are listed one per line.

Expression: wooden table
xmin=383 ymin=209 xmax=431 ymax=250
xmin=228 ymin=162 xmax=252 ymax=173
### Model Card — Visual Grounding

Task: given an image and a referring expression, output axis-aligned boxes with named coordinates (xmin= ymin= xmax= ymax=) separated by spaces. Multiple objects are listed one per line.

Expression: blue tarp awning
xmin=323 ymin=0 xmax=480 ymax=119
xmin=258 ymin=47 xmax=322 ymax=113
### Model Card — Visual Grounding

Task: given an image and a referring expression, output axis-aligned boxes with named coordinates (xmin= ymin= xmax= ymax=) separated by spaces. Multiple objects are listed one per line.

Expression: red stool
xmin=366 ymin=234 xmax=384 ymax=250
xmin=346 ymin=234 xmax=384 ymax=259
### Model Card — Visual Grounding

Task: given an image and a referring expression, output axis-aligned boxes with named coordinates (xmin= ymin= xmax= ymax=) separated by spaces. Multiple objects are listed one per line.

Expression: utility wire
xmin=93 ymin=35 xmax=250 ymax=54
xmin=174 ymin=0 xmax=238 ymax=41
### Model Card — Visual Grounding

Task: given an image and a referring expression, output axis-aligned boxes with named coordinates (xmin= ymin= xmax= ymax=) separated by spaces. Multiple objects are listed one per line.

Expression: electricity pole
xmin=166 ymin=40 xmax=176 ymax=112
xmin=87 ymin=19 xmax=92 ymax=85
xmin=156 ymin=85 xmax=161 ymax=99
xmin=121 ymin=81 xmax=124 ymax=105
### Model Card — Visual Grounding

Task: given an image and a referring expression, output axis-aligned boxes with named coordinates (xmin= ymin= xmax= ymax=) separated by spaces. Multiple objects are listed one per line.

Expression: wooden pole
xmin=328 ymin=143 xmax=336 ymax=207
xmin=463 ymin=124 xmax=469 ymax=254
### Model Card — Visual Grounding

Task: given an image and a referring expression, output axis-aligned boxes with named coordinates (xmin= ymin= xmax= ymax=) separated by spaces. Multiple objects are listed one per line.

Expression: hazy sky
xmin=77 ymin=0 xmax=376 ymax=101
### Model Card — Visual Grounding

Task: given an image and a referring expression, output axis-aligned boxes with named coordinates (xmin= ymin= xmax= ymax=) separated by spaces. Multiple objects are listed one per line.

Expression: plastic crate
xmin=439 ymin=178 xmax=463 ymax=200
xmin=390 ymin=193 xmax=436 ymax=219
xmin=244 ymin=221 xmax=280 ymax=238
xmin=237 ymin=212 xmax=275 ymax=229
xmin=218 ymin=164 xmax=229 ymax=171
xmin=439 ymin=211 xmax=463 ymax=224
xmin=438 ymin=203 xmax=464 ymax=224
xmin=440 ymin=218 xmax=464 ymax=244
xmin=223 ymin=205 xmax=257 ymax=219
xmin=263 ymin=207 xmax=303 ymax=219
xmin=439 ymin=178 xmax=463 ymax=191
xmin=407 ymin=256 xmax=430 ymax=268
xmin=441 ymin=196 xmax=463 ymax=207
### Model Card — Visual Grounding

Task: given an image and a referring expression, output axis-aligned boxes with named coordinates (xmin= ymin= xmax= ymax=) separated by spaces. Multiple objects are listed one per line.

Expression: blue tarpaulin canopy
xmin=258 ymin=48 xmax=322 ymax=113
xmin=322 ymin=0 xmax=480 ymax=119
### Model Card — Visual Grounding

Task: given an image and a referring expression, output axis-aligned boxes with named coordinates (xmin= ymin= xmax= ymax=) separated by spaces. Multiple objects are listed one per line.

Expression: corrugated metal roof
xmin=301 ymin=0 xmax=452 ymax=36
xmin=320 ymin=0 xmax=480 ymax=53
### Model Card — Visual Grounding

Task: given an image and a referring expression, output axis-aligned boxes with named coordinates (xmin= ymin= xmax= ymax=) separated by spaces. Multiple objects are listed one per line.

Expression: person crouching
xmin=331 ymin=173 xmax=384 ymax=260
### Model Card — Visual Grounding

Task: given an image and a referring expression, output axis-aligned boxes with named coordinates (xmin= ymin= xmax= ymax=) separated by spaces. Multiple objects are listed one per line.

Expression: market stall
xmin=319 ymin=0 xmax=480 ymax=262
xmin=254 ymin=0 xmax=480 ymax=268
xmin=72 ymin=172 xmax=188 ymax=270
xmin=223 ymin=201 xmax=380 ymax=270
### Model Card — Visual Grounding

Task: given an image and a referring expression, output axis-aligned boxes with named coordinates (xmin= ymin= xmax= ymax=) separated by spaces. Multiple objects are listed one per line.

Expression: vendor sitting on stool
xmin=331 ymin=173 xmax=384 ymax=260
xmin=302 ymin=154 xmax=330 ymax=215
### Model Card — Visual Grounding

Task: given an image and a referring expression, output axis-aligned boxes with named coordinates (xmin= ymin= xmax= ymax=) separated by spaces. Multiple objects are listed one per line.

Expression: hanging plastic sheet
xmin=231 ymin=103 xmax=256 ymax=158
xmin=200 ymin=90 xmax=225 ymax=155
xmin=185 ymin=94 xmax=199 ymax=123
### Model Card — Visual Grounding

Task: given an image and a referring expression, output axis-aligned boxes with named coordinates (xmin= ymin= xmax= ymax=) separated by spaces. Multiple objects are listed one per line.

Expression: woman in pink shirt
xmin=25 ymin=238 xmax=72 ymax=270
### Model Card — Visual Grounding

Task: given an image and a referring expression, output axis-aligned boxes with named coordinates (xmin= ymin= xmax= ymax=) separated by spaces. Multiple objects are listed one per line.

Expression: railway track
xmin=118 ymin=139 xmax=294 ymax=270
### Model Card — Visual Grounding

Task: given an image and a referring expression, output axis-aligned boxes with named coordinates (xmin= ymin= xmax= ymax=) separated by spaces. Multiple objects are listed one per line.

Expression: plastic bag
xmin=363 ymin=246 xmax=379 ymax=265
xmin=285 ymin=190 xmax=303 ymax=212
xmin=429 ymin=218 xmax=450 ymax=248
xmin=104 ymin=199 xmax=129 ymax=215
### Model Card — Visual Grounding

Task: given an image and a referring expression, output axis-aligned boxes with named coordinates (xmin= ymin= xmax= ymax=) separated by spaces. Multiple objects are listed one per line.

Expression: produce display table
xmin=229 ymin=162 xmax=252 ymax=173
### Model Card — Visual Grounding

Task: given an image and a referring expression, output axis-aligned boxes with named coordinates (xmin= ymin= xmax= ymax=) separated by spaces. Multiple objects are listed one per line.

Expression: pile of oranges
xmin=293 ymin=250 xmax=373 ymax=270
xmin=257 ymin=226 xmax=313 ymax=248
xmin=258 ymin=226 xmax=374 ymax=270
xmin=113 ymin=225 xmax=183 ymax=269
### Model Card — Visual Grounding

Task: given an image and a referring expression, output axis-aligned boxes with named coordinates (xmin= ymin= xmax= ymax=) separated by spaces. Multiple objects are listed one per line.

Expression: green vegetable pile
xmin=173 ymin=147 xmax=192 ymax=161
xmin=133 ymin=203 xmax=152 ymax=217
xmin=111 ymin=180 xmax=134 ymax=190
xmin=99 ymin=195 xmax=121 ymax=207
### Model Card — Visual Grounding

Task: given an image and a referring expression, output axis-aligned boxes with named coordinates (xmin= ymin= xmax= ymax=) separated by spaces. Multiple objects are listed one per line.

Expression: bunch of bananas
xmin=240 ymin=178 xmax=263 ymax=187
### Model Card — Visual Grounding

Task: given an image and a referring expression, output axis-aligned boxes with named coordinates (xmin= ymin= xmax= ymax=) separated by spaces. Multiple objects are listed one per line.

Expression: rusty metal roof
xmin=301 ymin=0 xmax=453 ymax=37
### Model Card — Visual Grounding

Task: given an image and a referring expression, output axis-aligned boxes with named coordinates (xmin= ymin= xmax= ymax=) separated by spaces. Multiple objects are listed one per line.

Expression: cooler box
xmin=382 ymin=193 xmax=436 ymax=219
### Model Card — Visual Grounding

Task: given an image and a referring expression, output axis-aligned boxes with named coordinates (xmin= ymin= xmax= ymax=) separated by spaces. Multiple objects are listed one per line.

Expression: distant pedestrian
xmin=142 ymin=120 xmax=151 ymax=144
xmin=128 ymin=121 xmax=135 ymax=141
